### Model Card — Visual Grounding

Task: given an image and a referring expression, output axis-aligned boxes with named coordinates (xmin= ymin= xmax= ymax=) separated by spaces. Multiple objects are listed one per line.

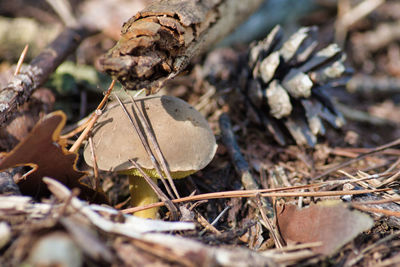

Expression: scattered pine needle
xmin=68 ymin=80 xmax=115 ymax=152
xmin=122 ymin=187 xmax=390 ymax=214
xmin=352 ymin=204 xmax=400 ymax=217
xmin=14 ymin=44 xmax=29 ymax=76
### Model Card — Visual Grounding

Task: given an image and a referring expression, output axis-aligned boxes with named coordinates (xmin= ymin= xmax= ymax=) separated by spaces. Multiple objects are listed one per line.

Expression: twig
xmin=0 ymin=27 xmax=93 ymax=125
xmin=69 ymin=110 xmax=101 ymax=153
xmin=0 ymin=45 xmax=29 ymax=196
xmin=67 ymin=80 xmax=115 ymax=152
xmin=122 ymin=188 xmax=390 ymax=214
xmin=351 ymin=204 xmax=400 ymax=217
xmin=219 ymin=113 xmax=259 ymax=191
xmin=353 ymin=197 xmax=400 ymax=205
xmin=198 ymin=212 xmax=222 ymax=236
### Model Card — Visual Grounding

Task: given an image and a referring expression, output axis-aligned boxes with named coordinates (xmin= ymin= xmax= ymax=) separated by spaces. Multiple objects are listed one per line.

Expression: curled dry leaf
xmin=276 ymin=200 xmax=373 ymax=256
xmin=0 ymin=111 xmax=107 ymax=203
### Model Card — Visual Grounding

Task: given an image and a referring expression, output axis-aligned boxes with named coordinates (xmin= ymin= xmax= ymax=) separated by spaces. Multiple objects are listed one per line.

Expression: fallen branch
xmin=219 ymin=113 xmax=259 ymax=191
xmin=0 ymin=27 xmax=93 ymax=125
xmin=99 ymin=0 xmax=263 ymax=93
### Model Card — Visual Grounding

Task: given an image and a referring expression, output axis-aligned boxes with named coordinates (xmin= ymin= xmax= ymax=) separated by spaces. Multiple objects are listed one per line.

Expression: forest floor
xmin=1 ymin=0 xmax=400 ymax=266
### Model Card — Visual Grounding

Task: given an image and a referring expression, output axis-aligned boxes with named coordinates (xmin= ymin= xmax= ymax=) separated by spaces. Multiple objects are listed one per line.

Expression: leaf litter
xmin=2 ymin=0 xmax=400 ymax=266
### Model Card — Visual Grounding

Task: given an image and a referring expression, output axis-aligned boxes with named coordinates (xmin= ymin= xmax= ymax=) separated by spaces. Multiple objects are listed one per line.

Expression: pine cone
xmin=205 ymin=25 xmax=352 ymax=146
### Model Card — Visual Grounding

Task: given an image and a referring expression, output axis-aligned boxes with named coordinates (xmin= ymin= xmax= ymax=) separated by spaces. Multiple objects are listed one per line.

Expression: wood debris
xmin=99 ymin=0 xmax=263 ymax=93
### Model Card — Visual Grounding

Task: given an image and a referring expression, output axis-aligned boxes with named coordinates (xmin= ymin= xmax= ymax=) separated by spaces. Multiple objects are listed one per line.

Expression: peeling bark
xmin=99 ymin=0 xmax=263 ymax=93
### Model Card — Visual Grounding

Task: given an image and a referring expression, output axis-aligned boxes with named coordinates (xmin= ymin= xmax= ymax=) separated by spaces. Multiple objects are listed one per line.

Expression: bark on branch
xmin=0 ymin=27 xmax=92 ymax=125
xmin=99 ymin=0 xmax=263 ymax=93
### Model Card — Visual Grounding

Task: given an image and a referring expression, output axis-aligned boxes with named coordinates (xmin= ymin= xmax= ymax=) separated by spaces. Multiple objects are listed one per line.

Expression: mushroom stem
xmin=128 ymin=175 xmax=159 ymax=219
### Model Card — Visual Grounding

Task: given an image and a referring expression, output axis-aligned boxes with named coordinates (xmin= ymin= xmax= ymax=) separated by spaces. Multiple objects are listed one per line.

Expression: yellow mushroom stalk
xmin=128 ymin=175 xmax=158 ymax=218
xmin=84 ymin=95 xmax=217 ymax=219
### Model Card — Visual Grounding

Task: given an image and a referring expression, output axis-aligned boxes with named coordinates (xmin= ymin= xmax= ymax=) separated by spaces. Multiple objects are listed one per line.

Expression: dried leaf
xmin=0 ymin=111 xmax=107 ymax=203
xmin=276 ymin=201 xmax=373 ymax=256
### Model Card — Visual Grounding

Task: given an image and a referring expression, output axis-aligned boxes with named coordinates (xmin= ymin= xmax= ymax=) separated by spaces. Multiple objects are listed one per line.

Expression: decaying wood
xmin=99 ymin=0 xmax=263 ymax=93
xmin=0 ymin=27 xmax=92 ymax=125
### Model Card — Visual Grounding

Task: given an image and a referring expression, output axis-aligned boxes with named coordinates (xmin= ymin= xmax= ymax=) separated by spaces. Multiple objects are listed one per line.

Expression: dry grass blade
xmin=129 ymin=159 xmax=178 ymax=220
xmin=255 ymin=194 xmax=283 ymax=249
xmin=113 ymin=93 xmax=175 ymax=200
xmin=88 ymin=136 xmax=100 ymax=192
xmin=352 ymin=197 xmax=400 ymax=205
xmin=351 ymin=204 xmax=400 ymax=217
xmin=313 ymin=137 xmax=400 ymax=180
xmin=127 ymin=93 xmax=180 ymax=199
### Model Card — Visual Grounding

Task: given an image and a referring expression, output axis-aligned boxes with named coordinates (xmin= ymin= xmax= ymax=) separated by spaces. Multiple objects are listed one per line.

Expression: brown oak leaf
xmin=0 ymin=111 xmax=107 ymax=203
xmin=276 ymin=200 xmax=373 ymax=255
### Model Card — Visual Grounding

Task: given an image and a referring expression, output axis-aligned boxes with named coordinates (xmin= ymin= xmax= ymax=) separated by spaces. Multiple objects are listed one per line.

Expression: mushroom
xmin=83 ymin=95 xmax=217 ymax=218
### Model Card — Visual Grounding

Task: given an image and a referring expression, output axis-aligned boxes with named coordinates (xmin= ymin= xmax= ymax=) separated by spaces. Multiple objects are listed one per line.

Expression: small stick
xmin=69 ymin=110 xmax=101 ymax=153
xmin=219 ymin=113 xmax=259 ymax=191
xmin=61 ymin=117 xmax=91 ymax=139
xmin=198 ymin=212 xmax=222 ymax=236
xmin=125 ymin=174 xmax=391 ymax=213
xmin=67 ymin=80 xmax=115 ymax=152
xmin=14 ymin=44 xmax=29 ymax=76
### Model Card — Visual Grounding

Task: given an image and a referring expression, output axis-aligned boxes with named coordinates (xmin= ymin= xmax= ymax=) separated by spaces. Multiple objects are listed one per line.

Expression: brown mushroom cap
xmin=83 ymin=95 xmax=217 ymax=177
